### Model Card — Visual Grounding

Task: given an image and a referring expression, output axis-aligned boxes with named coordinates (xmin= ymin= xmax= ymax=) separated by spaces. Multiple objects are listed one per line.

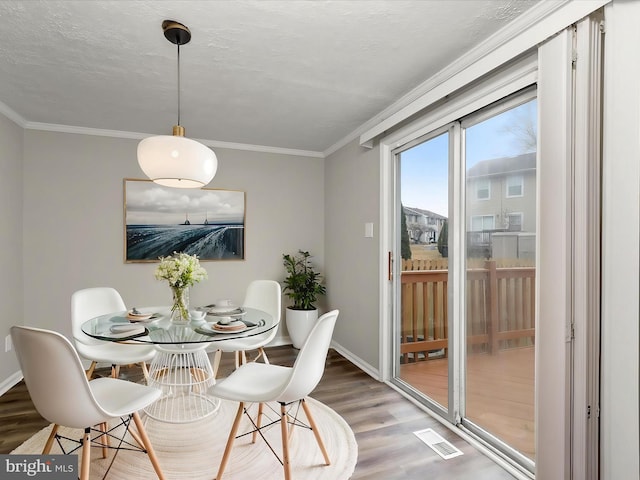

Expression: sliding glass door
xmin=393 ymin=91 xmax=537 ymax=469
xmin=462 ymin=97 xmax=537 ymax=462
xmin=396 ymin=128 xmax=451 ymax=415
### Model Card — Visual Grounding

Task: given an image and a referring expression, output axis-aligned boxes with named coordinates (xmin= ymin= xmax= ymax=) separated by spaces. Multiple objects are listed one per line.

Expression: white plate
xmin=200 ymin=321 xmax=247 ymax=334
xmin=207 ymin=306 xmax=245 ymax=316
xmin=126 ymin=314 xmax=162 ymax=324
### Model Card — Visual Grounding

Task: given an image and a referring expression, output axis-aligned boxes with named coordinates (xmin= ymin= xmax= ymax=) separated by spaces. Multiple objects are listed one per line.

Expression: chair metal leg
xmin=132 ymin=412 xmax=166 ymax=480
xmin=301 ymin=398 xmax=331 ymax=465
xmin=216 ymin=402 xmax=244 ymax=480
xmin=42 ymin=424 xmax=59 ymax=454
xmin=280 ymin=403 xmax=292 ymax=480
xmin=80 ymin=427 xmax=91 ymax=480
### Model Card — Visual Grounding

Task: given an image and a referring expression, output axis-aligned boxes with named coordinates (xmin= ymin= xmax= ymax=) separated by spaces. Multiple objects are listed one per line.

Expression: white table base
xmin=145 ymin=344 xmax=219 ymax=423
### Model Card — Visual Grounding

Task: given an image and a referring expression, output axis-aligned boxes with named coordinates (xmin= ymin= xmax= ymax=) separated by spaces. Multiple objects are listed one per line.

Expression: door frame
xmin=378 ymin=15 xmax=603 ymax=477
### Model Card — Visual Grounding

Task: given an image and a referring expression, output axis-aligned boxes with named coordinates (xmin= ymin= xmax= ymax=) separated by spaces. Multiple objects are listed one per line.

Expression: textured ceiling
xmin=0 ymin=0 xmax=539 ymax=154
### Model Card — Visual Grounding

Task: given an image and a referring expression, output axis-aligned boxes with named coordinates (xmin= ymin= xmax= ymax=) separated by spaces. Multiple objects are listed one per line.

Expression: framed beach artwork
xmin=123 ymin=179 xmax=245 ymax=262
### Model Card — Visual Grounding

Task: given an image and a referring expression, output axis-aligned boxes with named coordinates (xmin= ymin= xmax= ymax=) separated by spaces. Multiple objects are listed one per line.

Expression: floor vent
xmin=413 ymin=428 xmax=464 ymax=460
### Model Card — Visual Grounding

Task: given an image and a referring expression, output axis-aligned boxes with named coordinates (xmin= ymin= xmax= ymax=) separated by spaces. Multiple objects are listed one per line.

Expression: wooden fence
xmin=400 ymin=260 xmax=535 ymax=363
xmin=402 ymin=257 xmax=535 ymax=271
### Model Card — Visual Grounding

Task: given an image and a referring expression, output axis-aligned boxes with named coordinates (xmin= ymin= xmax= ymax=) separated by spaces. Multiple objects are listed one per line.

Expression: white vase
xmin=286 ymin=307 xmax=319 ymax=349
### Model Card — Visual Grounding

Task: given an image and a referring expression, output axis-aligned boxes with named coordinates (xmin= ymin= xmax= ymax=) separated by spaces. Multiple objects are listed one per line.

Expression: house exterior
xmin=403 ymin=206 xmax=447 ymax=244
xmin=466 ymin=151 xmax=536 ymax=232
xmin=466 ymin=152 xmax=536 ymax=258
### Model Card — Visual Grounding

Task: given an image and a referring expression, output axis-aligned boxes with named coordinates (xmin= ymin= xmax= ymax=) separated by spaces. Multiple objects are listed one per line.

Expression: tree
xmin=401 ymin=204 xmax=412 ymax=260
xmin=437 ymin=220 xmax=448 ymax=258
xmin=500 ymin=101 xmax=537 ymax=153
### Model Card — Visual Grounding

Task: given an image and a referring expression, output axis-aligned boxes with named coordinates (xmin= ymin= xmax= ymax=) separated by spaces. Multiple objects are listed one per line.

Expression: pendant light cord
xmin=177 ymin=43 xmax=181 ymax=127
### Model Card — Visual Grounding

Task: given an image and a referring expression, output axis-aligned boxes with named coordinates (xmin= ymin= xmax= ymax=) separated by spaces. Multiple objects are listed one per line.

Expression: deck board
xmin=400 ymin=346 xmax=535 ymax=460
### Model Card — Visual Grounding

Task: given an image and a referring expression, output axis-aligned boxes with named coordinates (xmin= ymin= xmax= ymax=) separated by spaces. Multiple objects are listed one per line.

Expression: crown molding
xmin=357 ymin=0 xmax=609 ymax=148
xmin=0 ymin=101 xmax=27 ymax=127
xmin=195 ymin=137 xmax=324 ymax=158
xmin=22 ymin=121 xmax=324 ymax=158
xmin=323 ymin=0 xmax=585 ymax=157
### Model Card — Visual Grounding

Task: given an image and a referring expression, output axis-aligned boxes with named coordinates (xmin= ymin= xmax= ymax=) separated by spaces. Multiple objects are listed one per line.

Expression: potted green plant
xmin=282 ymin=250 xmax=326 ymax=348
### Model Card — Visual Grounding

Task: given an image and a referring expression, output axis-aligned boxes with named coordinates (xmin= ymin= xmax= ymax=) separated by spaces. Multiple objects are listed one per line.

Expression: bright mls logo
xmin=0 ymin=455 xmax=75 ymax=479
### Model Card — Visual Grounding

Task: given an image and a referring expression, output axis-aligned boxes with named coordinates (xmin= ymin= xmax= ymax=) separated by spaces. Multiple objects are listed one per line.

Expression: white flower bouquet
xmin=155 ymin=252 xmax=207 ymax=322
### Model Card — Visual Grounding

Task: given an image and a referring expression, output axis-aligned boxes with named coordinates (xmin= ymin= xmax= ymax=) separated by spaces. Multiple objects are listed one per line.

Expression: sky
xmin=125 ymin=180 xmax=245 ymax=225
xmin=400 ymin=99 xmax=537 ymax=217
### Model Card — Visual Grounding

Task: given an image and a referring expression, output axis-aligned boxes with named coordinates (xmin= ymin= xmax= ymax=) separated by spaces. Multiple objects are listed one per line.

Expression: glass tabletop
xmin=81 ymin=306 xmax=276 ymax=345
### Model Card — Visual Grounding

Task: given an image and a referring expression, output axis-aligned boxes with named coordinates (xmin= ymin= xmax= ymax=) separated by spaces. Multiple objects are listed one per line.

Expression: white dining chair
xmin=72 ymin=287 xmax=156 ymax=379
xmin=210 ymin=280 xmax=281 ymax=378
xmin=209 ymin=309 xmax=339 ymax=480
xmin=11 ymin=325 xmax=166 ymax=480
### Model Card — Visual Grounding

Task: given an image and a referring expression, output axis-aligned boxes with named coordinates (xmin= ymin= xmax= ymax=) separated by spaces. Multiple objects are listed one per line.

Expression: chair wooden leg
xmin=42 ymin=424 xmax=59 ymax=454
xmin=80 ymin=428 xmax=91 ymax=480
xmin=301 ymin=398 xmax=330 ymax=465
xmin=211 ymin=350 xmax=222 ymax=379
xmin=240 ymin=350 xmax=247 ymax=366
xmin=252 ymin=349 xmax=262 ymax=363
xmin=99 ymin=422 xmax=108 ymax=458
xmin=252 ymin=403 xmax=264 ymax=444
xmin=280 ymin=403 xmax=292 ymax=480
xmin=127 ymin=423 xmax=145 ymax=450
xmin=132 ymin=412 xmax=166 ymax=480
xmin=85 ymin=361 xmax=97 ymax=380
xmin=140 ymin=361 xmax=150 ymax=380
xmin=234 ymin=351 xmax=240 ymax=369
xmin=261 ymin=347 xmax=270 ymax=364
xmin=216 ymin=402 xmax=244 ymax=480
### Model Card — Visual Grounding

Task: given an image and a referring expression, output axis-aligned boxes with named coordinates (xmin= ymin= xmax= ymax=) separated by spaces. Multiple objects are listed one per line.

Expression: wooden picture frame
xmin=123 ymin=178 xmax=245 ymax=262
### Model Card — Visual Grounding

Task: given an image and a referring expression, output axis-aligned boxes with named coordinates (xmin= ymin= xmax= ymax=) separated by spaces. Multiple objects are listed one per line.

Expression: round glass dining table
xmin=81 ymin=306 xmax=275 ymax=345
xmin=81 ymin=306 xmax=276 ymax=424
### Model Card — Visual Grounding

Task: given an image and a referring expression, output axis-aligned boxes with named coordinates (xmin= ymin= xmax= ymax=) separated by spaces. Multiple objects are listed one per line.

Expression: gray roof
xmin=403 ymin=206 xmax=447 ymax=220
xmin=467 ymin=152 xmax=536 ymax=178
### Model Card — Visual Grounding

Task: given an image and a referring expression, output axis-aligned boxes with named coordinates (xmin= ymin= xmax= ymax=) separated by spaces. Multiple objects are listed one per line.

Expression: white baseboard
xmin=270 ymin=335 xmax=381 ymax=381
xmin=0 ymin=371 xmax=23 ymax=397
xmin=330 ymin=339 xmax=380 ymax=380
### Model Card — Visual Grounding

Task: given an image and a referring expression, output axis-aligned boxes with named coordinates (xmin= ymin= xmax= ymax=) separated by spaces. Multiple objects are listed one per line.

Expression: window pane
xmin=476 ymin=179 xmax=490 ymax=200
xmin=398 ymin=131 xmax=450 ymax=411
xmin=507 ymin=213 xmax=522 ymax=231
xmin=465 ymin=98 xmax=537 ymax=461
xmin=507 ymin=175 xmax=524 ymax=197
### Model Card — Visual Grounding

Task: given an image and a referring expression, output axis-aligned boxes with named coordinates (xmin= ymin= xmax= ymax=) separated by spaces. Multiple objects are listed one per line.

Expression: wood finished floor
xmin=0 ymin=346 xmax=517 ymax=480
xmin=400 ymin=346 xmax=535 ymax=459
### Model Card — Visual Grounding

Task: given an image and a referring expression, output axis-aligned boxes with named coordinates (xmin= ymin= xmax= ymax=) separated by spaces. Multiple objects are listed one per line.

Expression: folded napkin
xmin=109 ymin=324 xmax=146 ymax=338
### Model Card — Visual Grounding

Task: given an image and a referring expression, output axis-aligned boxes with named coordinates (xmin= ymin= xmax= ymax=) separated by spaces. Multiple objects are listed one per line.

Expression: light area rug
xmin=12 ymin=397 xmax=357 ymax=480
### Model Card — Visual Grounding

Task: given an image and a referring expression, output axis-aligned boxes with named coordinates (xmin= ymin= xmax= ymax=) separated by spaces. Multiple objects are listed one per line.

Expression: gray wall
xmin=324 ymin=139 xmax=380 ymax=368
xmin=0 ymin=113 xmax=23 ymax=385
xmin=13 ymin=129 xmax=324 ymax=369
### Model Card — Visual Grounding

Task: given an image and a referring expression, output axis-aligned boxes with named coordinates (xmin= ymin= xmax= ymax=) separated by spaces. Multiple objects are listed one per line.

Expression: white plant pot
xmin=286 ymin=307 xmax=319 ymax=349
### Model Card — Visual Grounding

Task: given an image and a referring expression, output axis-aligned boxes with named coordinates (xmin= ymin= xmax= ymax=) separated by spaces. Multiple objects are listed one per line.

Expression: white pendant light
xmin=138 ymin=20 xmax=217 ymax=188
